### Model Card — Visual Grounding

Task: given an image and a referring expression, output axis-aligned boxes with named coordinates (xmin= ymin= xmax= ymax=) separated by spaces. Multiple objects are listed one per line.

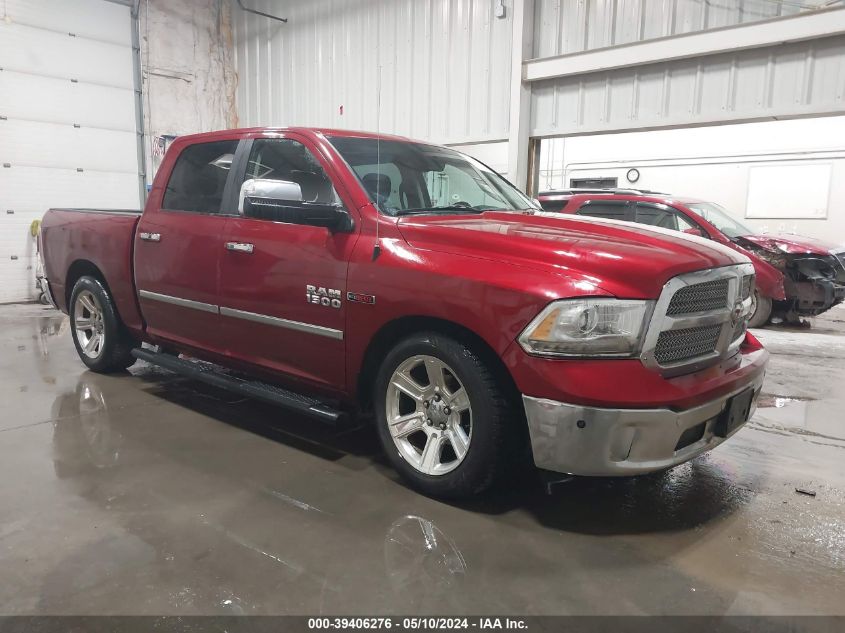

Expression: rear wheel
xmin=748 ymin=289 xmax=772 ymax=328
xmin=374 ymin=332 xmax=517 ymax=498
xmin=69 ymin=276 xmax=136 ymax=373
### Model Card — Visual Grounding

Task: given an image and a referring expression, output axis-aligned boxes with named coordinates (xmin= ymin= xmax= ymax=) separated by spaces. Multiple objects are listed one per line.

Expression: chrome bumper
xmin=522 ymin=378 xmax=764 ymax=476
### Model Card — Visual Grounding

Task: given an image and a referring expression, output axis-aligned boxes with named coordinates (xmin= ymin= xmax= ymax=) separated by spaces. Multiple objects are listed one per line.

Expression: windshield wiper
xmin=394 ymin=206 xmax=486 ymax=216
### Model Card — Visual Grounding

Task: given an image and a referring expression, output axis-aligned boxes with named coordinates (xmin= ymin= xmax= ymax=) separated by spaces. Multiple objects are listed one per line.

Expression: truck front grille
xmin=641 ymin=264 xmax=755 ymax=376
xmin=666 ymin=278 xmax=729 ymax=315
xmin=654 ymin=324 xmax=722 ymax=364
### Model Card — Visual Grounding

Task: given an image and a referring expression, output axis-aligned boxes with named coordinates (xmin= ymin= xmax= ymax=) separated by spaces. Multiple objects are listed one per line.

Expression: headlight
xmin=518 ymin=298 xmax=653 ymax=357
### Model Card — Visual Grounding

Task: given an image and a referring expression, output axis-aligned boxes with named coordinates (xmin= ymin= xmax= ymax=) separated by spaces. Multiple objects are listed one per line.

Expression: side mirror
xmin=683 ymin=226 xmax=708 ymax=238
xmin=238 ymin=178 xmax=353 ymax=232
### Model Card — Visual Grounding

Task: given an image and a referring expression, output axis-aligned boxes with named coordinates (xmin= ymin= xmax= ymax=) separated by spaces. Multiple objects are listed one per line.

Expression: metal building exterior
xmin=233 ymin=0 xmax=845 ymax=196
xmin=233 ymin=0 xmax=514 ymax=146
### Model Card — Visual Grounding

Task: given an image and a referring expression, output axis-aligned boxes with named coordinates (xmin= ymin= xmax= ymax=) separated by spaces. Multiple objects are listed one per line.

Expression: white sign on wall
xmin=745 ymin=163 xmax=831 ymax=220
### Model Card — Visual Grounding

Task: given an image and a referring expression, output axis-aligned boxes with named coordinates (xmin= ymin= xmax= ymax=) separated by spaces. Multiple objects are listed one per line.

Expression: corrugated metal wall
xmin=232 ymin=0 xmax=513 ymax=144
xmin=530 ymin=33 xmax=845 ymax=137
xmin=532 ymin=0 xmax=830 ymax=58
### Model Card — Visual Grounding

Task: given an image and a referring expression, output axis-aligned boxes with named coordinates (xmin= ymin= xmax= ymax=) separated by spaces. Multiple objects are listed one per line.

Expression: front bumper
xmin=523 ymin=373 xmax=764 ymax=476
xmin=787 ymin=277 xmax=845 ymax=316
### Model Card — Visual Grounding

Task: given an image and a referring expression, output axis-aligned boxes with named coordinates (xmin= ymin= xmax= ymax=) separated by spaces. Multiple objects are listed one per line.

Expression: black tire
xmin=748 ymin=289 xmax=772 ymax=328
xmin=373 ymin=332 xmax=518 ymax=498
xmin=69 ymin=276 xmax=136 ymax=373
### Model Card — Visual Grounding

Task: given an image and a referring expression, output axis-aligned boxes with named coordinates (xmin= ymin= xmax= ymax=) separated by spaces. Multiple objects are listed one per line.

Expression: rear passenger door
xmin=134 ymin=138 xmax=238 ymax=354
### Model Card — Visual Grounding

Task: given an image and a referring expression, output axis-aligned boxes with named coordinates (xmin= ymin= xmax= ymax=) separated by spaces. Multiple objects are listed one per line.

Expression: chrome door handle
xmin=139 ymin=232 xmax=161 ymax=242
xmin=225 ymin=242 xmax=254 ymax=254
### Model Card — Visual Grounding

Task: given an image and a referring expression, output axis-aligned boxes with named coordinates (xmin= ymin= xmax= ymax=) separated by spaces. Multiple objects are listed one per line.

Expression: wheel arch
xmin=65 ymin=260 xmax=130 ymax=332
xmin=66 ymin=260 xmax=110 ymax=306
xmin=356 ymin=315 xmax=521 ymax=411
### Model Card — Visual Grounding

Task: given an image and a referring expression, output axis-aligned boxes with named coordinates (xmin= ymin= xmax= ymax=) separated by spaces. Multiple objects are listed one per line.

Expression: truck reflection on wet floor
xmin=52 ymin=370 xmax=751 ymax=538
xmin=49 ymin=373 xmax=473 ymax=613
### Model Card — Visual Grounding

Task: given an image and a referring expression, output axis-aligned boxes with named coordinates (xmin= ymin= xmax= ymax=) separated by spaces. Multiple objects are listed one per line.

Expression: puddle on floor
xmin=757 ymin=394 xmax=815 ymax=409
xmin=751 ymin=393 xmax=845 ymax=448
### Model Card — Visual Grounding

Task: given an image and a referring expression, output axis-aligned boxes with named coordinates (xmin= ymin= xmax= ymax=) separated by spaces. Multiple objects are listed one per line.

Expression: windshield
xmin=327 ymin=135 xmax=538 ymax=216
xmin=686 ymin=201 xmax=755 ymax=238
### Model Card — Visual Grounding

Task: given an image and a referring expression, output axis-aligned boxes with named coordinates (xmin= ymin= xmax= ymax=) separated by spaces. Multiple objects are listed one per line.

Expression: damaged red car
xmin=538 ymin=190 xmax=845 ymax=327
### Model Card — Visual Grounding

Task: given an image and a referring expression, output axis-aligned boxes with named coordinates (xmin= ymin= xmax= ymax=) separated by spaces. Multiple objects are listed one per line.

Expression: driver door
xmin=217 ymin=134 xmax=358 ymax=390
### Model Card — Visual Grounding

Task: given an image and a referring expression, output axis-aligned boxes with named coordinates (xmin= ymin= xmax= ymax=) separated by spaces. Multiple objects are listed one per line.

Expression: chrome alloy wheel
xmin=386 ymin=355 xmax=472 ymax=476
xmin=73 ymin=290 xmax=105 ymax=359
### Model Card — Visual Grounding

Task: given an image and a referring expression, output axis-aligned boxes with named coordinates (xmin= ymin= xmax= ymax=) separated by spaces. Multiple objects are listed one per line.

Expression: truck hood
xmin=396 ymin=211 xmax=748 ymax=298
xmin=739 ymin=233 xmax=835 ymax=256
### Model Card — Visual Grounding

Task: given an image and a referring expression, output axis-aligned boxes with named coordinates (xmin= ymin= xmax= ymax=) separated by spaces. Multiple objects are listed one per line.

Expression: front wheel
xmin=374 ymin=332 xmax=517 ymax=498
xmin=747 ymin=289 xmax=772 ymax=328
xmin=69 ymin=276 xmax=136 ymax=373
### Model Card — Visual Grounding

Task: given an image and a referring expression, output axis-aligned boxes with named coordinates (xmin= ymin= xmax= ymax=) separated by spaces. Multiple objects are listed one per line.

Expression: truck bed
xmin=41 ymin=208 xmax=145 ymax=334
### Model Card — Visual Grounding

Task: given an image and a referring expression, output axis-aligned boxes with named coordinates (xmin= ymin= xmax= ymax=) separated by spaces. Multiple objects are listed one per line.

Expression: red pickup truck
xmin=538 ymin=189 xmax=845 ymax=327
xmin=40 ymin=127 xmax=768 ymax=498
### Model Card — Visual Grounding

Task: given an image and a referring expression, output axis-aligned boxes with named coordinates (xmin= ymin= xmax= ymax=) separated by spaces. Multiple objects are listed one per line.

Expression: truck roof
xmin=538 ymin=189 xmax=707 ymax=207
xmin=173 ymin=126 xmax=423 ymax=146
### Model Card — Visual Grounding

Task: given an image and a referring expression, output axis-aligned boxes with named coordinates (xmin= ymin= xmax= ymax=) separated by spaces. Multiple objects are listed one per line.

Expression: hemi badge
xmin=347 ymin=292 xmax=376 ymax=305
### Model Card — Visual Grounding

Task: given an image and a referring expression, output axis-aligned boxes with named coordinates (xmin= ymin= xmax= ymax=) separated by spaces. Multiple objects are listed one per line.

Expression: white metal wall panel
xmin=232 ymin=0 xmax=513 ymax=144
xmin=0 ymin=1 xmax=139 ymax=303
xmin=532 ymin=0 xmax=827 ymax=57
xmin=530 ymin=35 xmax=845 ymax=137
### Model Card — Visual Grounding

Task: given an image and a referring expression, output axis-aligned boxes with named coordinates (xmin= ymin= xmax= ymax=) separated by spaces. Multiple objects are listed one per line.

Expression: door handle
xmin=225 ymin=242 xmax=254 ymax=254
xmin=139 ymin=232 xmax=161 ymax=242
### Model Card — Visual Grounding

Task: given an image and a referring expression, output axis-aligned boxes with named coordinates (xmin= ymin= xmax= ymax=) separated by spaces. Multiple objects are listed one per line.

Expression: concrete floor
xmin=0 ymin=302 xmax=843 ymax=616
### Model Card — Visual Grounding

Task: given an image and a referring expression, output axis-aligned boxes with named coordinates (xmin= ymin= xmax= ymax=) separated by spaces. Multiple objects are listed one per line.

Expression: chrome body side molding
xmin=219 ymin=306 xmax=344 ymax=340
xmin=138 ymin=292 xmax=344 ymax=340
xmin=138 ymin=289 xmax=218 ymax=314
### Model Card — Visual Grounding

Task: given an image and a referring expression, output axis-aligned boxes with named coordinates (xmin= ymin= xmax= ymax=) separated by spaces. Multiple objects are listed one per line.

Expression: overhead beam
xmin=524 ymin=7 xmax=845 ymax=83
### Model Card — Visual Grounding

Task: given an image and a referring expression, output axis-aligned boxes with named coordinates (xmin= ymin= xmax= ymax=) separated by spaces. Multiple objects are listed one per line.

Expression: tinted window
xmin=636 ymin=205 xmax=678 ymax=229
xmin=540 ymin=200 xmax=567 ymax=212
xmin=635 ymin=204 xmax=698 ymax=232
xmin=162 ymin=140 xmax=237 ymax=213
xmin=576 ymin=201 xmax=628 ymax=220
xmin=244 ymin=139 xmax=339 ymax=205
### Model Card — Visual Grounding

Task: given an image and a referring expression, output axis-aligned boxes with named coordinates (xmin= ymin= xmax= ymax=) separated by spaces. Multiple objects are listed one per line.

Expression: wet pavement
xmin=0 ymin=302 xmax=843 ymax=615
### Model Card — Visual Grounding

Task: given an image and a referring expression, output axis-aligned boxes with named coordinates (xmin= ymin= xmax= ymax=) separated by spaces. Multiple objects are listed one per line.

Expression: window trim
xmin=160 ymin=139 xmax=241 ymax=216
xmin=220 ymin=138 xmax=252 ymax=216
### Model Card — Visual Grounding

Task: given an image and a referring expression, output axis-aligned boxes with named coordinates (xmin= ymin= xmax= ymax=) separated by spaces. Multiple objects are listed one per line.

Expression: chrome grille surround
xmin=641 ymin=263 xmax=755 ymax=377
